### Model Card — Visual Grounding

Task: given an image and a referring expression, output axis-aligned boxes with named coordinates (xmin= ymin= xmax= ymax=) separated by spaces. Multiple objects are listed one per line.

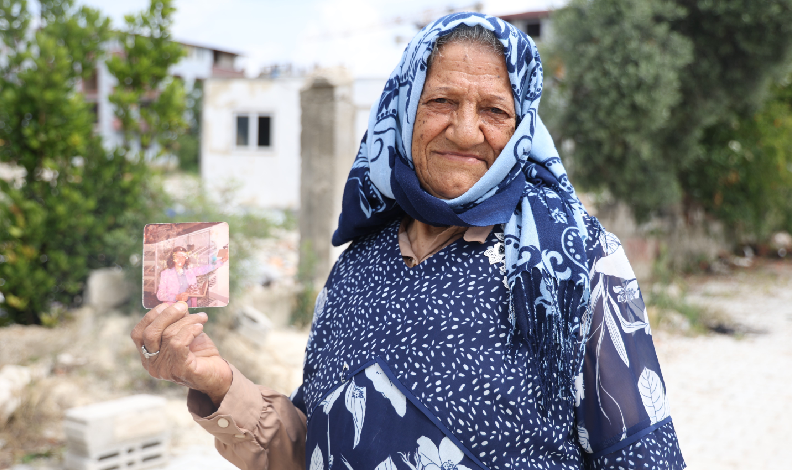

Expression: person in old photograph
xmin=156 ymin=246 xmax=228 ymax=307
xmin=132 ymin=12 xmax=684 ymax=470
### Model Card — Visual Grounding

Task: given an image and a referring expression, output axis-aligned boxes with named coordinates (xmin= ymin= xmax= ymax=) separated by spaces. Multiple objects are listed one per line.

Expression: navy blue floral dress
xmin=291 ymin=216 xmax=685 ymax=470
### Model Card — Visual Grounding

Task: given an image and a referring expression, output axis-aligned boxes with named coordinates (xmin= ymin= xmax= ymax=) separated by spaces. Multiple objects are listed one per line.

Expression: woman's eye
xmin=488 ymin=107 xmax=506 ymax=115
xmin=431 ymin=98 xmax=449 ymax=104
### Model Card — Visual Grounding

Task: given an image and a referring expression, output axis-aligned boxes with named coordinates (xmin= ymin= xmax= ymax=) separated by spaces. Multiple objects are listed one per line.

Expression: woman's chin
xmin=425 ymin=180 xmax=478 ymax=200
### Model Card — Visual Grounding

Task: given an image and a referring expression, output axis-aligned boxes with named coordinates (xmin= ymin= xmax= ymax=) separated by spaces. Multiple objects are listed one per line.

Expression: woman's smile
xmin=411 ymin=41 xmax=516 ymax=200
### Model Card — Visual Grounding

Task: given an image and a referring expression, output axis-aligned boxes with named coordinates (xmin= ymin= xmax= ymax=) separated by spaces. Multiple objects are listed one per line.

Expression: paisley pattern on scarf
xmin=332 ymin=12 xmax=590 ymax=403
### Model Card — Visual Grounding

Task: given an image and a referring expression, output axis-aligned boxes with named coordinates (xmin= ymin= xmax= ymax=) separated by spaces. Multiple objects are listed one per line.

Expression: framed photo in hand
xmin=142 ymin=222 xmax=230 ymax=308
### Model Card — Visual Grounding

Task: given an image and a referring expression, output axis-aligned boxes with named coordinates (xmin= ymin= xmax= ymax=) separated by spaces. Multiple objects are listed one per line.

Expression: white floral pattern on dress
xmin=638 ymin=367 xmax=670 ymax=425
xmin=345 ymin=377 xmax=366 ymax=448
xmin=365 ymin=363 xmax=406 ymax=417
xmin=416 ymin=436 xmax=471 ymax=470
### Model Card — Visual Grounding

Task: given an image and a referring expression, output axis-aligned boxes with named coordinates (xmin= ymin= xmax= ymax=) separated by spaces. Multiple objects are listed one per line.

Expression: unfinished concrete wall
xmin=299 ymin=70 xmax=356 ymax=286
xmin=588 ymin=198 xmax=730 ymax=283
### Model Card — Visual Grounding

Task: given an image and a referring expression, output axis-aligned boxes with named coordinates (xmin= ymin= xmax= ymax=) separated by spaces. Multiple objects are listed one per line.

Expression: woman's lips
xmin=434 ymin=151 xmax=485 ymax=164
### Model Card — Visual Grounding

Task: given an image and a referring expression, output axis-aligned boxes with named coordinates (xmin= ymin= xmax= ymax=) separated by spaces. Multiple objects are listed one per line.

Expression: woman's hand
xmin=131 ymin=302 xmax=232 ymax=406
xmin=176 ymin=292 xmax=189 ymax=302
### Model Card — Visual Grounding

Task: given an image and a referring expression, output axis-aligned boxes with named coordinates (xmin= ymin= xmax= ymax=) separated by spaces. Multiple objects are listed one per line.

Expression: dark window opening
xmin=90 ymin=103 xmax=99 ymax=124
xmin=257 ymin=116 xmax=271 ymax=147
xmin=83 ymin=70 xmax=98 ymax=92
xmin=525 ymin=22 xmax=541 ymax=38
xmin=236 ymin=115 xmax=249 ymax=146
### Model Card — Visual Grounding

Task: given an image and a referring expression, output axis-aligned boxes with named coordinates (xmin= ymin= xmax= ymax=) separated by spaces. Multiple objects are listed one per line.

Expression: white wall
xmin=200 ymin=75 xmax=387 ymax=210
xmin=352 ymin=78 xmax=388 ymax=143
xmin=201 ymin=77 xmax=304 ymax=209
xmin=170 ymin=45 xmax=214 ymax=88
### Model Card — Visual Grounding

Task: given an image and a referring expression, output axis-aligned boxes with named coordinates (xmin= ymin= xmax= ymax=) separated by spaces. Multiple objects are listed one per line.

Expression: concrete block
xmin=240 ymin=284 xmax=299 ymax=328
xmin=64 ymin=395 xmax=170 ymax=470
xmin=236 ymin=304 xmax=274 ymax=346
xmin=85 ymin=268 xmax=132 ymax=310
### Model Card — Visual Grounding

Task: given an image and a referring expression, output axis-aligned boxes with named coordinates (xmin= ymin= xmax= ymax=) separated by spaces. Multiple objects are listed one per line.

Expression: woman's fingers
xmin=164 ymin=321 xmax=206 ymax=366
xmin=130 ymin=302 xmax=170 ymax=348
xmin=140 ymin=301 xmax=189 ymax=354
xmin=161 ymin=312 xmax=208 ymax=353
xmin=131 ymin=303 xmax=226 ymax=394
xmin=144 ymin=313 xmax=207 ymax=380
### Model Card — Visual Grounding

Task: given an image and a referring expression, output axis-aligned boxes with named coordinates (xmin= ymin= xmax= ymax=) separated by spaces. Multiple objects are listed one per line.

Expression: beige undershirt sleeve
xmin=187 ymin=364 xmax=306 ymax=470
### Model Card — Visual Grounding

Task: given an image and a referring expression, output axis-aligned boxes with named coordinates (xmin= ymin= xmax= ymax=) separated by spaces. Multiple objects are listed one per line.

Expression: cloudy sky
xmin=78 ymin=0 xmax=566 ymax=77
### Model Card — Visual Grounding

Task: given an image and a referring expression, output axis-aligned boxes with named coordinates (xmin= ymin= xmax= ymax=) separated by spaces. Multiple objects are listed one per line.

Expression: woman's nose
xmin=447 ymin=104 xmax=484 ymax=148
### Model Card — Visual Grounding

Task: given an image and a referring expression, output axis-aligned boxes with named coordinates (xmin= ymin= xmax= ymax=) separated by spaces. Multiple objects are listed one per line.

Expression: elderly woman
xmin=131 ymin=13 xmax=684 ymax=470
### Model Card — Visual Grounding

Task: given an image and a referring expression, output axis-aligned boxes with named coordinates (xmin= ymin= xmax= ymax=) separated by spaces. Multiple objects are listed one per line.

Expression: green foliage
xmin=0 ymin=0 xmax=184 ymax=325
xmin=175 ymin=80 xmax=202 ymax=173
xmin=551 ymin=0 xmax=792 ymax=227
xmin=551 ymin=0 xmax=693 ymax=218
xmin=0 ymin=0 xmax=113 ymax=324
xmin=105 ymin=0 xmax=187 ymax=156
xmin=683 ymin=75 xmax=792 ymax=239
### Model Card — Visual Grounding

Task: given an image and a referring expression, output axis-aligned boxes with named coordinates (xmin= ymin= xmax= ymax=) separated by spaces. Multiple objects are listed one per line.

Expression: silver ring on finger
xmin=141 ymin=344 xmax=160 ymax=359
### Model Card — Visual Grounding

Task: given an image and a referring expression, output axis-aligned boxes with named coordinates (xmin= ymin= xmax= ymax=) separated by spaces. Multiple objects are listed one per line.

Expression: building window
xmin=236 ymin=115 xmax=249 ymax=146
xmin=235 ymin=113 xmax=273 ymax=150
xmin=83 ymin=70 xmax=98 ymax=93
xmin=257 ymin=115 xmax=271 ymax=147
xmin=525 ymin=21 xmax=541 ymax=39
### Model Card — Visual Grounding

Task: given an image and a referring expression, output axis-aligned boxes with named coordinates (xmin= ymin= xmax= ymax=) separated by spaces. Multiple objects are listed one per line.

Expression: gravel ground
xmin=1 ymin=261 xmax=789 ymax=469
xmin=653 ymin=260 xmax=792 ymax=469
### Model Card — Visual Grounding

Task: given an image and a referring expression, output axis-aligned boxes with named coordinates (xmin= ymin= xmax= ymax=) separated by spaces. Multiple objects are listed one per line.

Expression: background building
xmin=80 ymin=40 xmax=244 ymax=157
xmin=197 ymin=10 xmax=551 ymax=210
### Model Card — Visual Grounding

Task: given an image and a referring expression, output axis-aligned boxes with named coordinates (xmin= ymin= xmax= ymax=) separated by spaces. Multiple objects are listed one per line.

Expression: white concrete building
xmin=200 ymin=76 xmax=306 ymax=209
xmin=200 ymin=74 xmax=388 ymax=209
xmin=499 ymin=10 xmax=554 ymax=44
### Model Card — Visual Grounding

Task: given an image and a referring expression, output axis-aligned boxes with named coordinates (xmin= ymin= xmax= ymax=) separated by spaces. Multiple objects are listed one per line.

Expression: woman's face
xmin=412 ymin=41 xmax=516 ymax=200
xmin=173 ymin=252 xmax=187 ymax=268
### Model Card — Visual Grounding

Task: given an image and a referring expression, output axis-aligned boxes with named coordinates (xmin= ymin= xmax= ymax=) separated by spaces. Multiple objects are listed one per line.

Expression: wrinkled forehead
xmin=399 ymin=13 xmax=542 ymax=156
xmin=424 ymin=14 xmax=540 ymax=102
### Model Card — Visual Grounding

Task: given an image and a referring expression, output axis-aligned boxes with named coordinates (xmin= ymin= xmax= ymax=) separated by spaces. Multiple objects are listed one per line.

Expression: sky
xmin=79 ymin=0 xmax=567 ymax=78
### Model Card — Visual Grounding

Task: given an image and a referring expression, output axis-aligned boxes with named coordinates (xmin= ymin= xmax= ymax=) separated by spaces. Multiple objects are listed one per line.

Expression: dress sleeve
xmin=187 ymin=363 xmax=307 ymax=470
xmin=190 ymin=260 xmax=224 ymax=277
xmin=574 ymin=223 xmax=685 ymax=469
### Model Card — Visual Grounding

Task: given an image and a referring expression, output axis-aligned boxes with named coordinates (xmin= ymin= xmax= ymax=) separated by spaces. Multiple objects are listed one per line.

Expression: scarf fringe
xmin=511 ymin=270 xmax=588 ymax=410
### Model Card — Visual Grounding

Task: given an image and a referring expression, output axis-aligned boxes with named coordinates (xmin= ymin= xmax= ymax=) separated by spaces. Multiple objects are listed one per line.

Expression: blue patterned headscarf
xmin=332 ymin=12 xmax=590 ymax=403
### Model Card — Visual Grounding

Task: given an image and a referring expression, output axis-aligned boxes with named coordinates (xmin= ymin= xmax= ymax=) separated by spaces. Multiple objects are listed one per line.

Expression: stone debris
xmin=0 ymin=364 xmax=49 ymax=425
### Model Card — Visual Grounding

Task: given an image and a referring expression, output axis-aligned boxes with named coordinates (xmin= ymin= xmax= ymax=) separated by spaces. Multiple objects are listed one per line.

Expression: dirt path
xmin=653 ymin=261 xmax=792 ymax=469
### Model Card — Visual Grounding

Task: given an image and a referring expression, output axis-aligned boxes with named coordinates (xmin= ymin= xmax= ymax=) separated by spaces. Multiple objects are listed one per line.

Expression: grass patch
xmin=646 ymin=287 xmax=708 ymax=334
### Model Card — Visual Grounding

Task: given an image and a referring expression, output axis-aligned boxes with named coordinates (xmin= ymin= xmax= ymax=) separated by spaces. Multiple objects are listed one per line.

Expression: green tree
xmin=551 ymin=0 xmax=792 ymax=225
xmin=684 ymin=75 xmax=792 ymax=239
xmin=105 ymin=0 xmax=187 ymax=159
xmin=0 ymin=0 xmax=113 ymax=323
xmin=550 ymin=0 xmax=693 ymax=217
xmin=175 ymin=79 xmax=202 ymax=173
xmin=0 ymin=0 xmax=187 ymax=325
